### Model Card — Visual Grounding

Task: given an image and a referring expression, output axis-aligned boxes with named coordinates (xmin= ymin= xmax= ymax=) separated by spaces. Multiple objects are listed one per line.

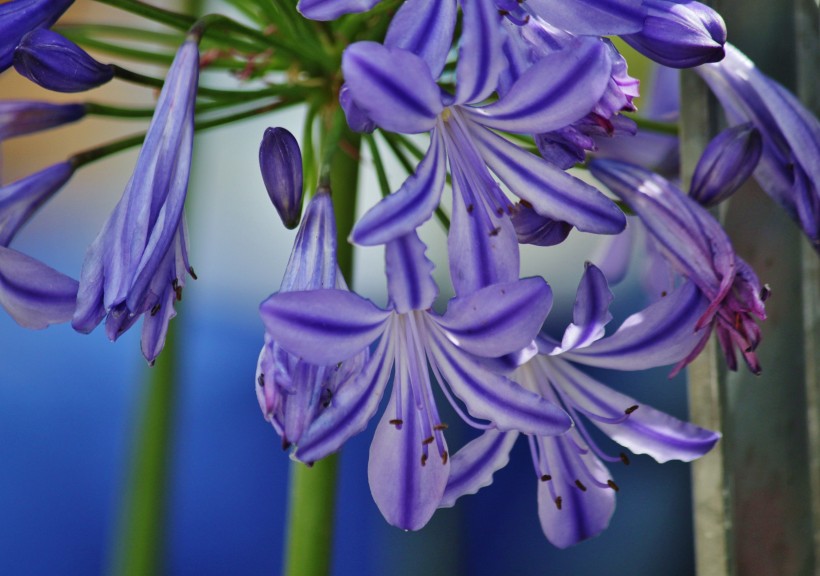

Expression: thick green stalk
xmin=111 ymin=321 xmax=179 ymax=576
xmin=282 ymin=120 xmax=361 ymax=576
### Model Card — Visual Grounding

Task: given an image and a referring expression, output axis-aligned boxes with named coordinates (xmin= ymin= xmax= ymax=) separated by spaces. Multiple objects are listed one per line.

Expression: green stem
xmin=111 ymin=319 xmax=179 ymax=576
xmin=283 ymin=114 xmax=361 ymax=576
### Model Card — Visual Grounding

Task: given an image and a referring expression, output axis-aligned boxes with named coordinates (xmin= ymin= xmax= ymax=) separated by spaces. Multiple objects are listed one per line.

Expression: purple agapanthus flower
xmin=72 ymin=38 xmax=200 ymax=364
xmin=343 ymin=39 xmax=625 ymax=294
xmin=697 ymin=43 xmax=820 ymax=252
xmin=589 ymin=158 xmax=768 ymax=374
xmin=13 ymin=29 xmax=114 ymax=93
xmin=0 ymin=0 xmax=74 ymax=71
xmin=0 ymin=100 xmax=85 ymax=141
xmin=0 ymin=161 xmax=74 ymax=247
xmin=260 ymin=230 xmax=571 ymax=530
xmin=0 ymin=244 xmax=78 ymax=329
xmin=257 ymin=186 xmax=368 ymax=451
xmin=440 ymin=264 xmax=719 ymax=547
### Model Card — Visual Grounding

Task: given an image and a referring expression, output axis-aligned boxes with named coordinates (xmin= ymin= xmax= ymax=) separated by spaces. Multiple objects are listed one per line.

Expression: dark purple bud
xmin=0 ymin=100 xmax=85 ymax=140
xmin=14 ymin=29 xmax=113 ymax=93
xmin=259 ymin=127 xmax=304 ymax=229
xmin=0 ymin=161 xmax=75 ymax=246
xmin=339 ymin=83 xmax=375 ymax=134
xmin=621 ymin=0 xmax=726 ymax=68
xmin=690 ymin=123 xmax=763 ymax=206
xmin=0 ymin=0 xmax=74 ymax=72
xmin=511 ymin=201 xmax=573 ymax=246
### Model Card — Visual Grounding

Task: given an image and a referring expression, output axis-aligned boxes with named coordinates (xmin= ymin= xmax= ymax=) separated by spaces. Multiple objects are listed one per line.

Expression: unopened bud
xmin=259 ymin=127 xmax=304 ymax=229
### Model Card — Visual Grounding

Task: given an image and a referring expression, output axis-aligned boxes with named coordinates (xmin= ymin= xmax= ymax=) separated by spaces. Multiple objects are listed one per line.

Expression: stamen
xmin=188 ymin=266 xmax=198 ymax=280
xmin=607 ymin=480 xmax=620 ymax=492
xmin=421 ymin=453 xmax=428 ymax=467
xmin=433 ymin=423 xmax=448 ymax=431
xmin=540 ymin=474 xmax=552 ymax=482
xmin=150 ymin=303 xmax=161 ymax=316
xmin=282 ymin=439 xmax=291 ymax=451
xmin=555 ymin=496 xmax=563 ymax=511
xmin=624 ymin=405 xmax=639 ymax=415
xmin=575 ymin=479 xmax=587 ymax=492
xmin=389 ymin=419 xmax=404 ymax=428
xmin=422 ymin=436 xmax=435 ymax=445
xmin=442 ymin=451 xmax=449 ymax=465
xmin=620 ymin=452 xmax=630 ymax=465
xmin=257 ymin=373 xmax=265 ymax=387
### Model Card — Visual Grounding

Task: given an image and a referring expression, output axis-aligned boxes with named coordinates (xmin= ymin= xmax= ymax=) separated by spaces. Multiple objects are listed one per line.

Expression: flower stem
xmin=282 ymin=118 xmax=361 ymax=576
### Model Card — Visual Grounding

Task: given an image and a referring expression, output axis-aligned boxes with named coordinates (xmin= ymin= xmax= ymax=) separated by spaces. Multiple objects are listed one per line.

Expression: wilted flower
xmin=13 ymin=29 xmax=114 ymax=93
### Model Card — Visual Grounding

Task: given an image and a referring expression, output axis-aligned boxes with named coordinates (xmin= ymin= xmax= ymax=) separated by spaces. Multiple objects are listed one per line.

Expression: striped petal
xmin=525 ymin=0 xmax=645 ymax=36
xmin=297 ymin=0 xmax=380 ymax=20
xmin=342 ymin=42 xmax=442 ymax=134
xmin=384 ymin=0 xmax=456 ymax=78
xmin=559 ymin=263 xmax=613 ymax=353
xmin=385 ymin=230 xmax=438 ymax=314
xmin=259 ymin=288 xmax=389 ymax=365
xmin=471 ymin=125 xmax=625 ymax=234
xmin=465 ymin=38 xmax=610 ymax=134
xmin=453 ymin=0 xmax=505 ymax=105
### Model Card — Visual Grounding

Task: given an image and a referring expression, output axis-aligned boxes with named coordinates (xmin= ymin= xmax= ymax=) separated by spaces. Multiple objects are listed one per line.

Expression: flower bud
xmin=14 ymin=29 xmax=113 ymax=93
xmin=621 ymin=0 xmax=726 ymax=68
xmin=690 ymin=123 xmax=763 ymax=206
xmin=0 ymin=100 xmax=85 ymax=140
xmin=259 ymin=127 xmax=304 ymax=229
xmin=0 ymin=0 xmax=74 ymax=72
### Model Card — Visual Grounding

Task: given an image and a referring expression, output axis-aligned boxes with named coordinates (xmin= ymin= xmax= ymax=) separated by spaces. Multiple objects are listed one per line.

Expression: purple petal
xmin=546 ymin=358 xmax=720 ymax=462
xmin=279 ymin=189 xmax=337 ymax=292
xmin=368 ymin=375 xmax=450 ymax=530
xmin=428 ymin=327 xmax=571 ymax=436
xmin=296 ymin=0 xmax=380 ymax=20
xmin=0 ymin=0 xmax=74 ymax=72
xmin=453 ymin=0 xmax=505 ymax=105
xmin=564 ymin=280 xmax=709 ymax=369
xmin=471 ymin=125 xmax=626 ymax=234
xmin=559 ymin=263 xmax=613 ymax=352
xmin=437 ymin=277 xmax=553 ymax=358
xmin=0 ymin=100 xmax=85 ymax=140
xmin=294 ymin=328 xmax=394 ymax=463
xmin=510 ymin=202 xmax=573 ymax=247
xmin=384 ymin=0 xmax=456 ymax=79
xmin=351 ymin=129 xmax=446 ymax=245
xmin=536 ymin=435 xmax=616 ymax=548
xmin=465 ymin=39 xmax=610 ymax=134
xmin=524 ymin=0 xmax=645 ymax=36
xmin=342 ymin=42 xmax=442 ymax=134
xmin=385 ymin=230 xmax=438 ymax=314
xmin=259 ymin=288 xmax=389 ymax=365
xmin=0 ymin=245 xmax=78 ymax=329
xmin=439 ymin=429 xmax=519 ymax=508
xmin=690 ymin=123 xmax=762 ymax=207
xmin=0 ymin=161 xmax=73 ymax=246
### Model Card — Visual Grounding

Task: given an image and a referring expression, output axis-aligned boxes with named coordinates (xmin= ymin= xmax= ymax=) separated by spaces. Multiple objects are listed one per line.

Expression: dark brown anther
xmin=421 ymin=453 xmax=428 ymax=467
xmin=661 ymin=290 xmax=668 ymax=297
xmin=282 ymin=439 xmax=292 ymax=451
xmin=624 ymin=405 xmax=639 ymax=415
xmin=540 ymin=474 xmax=552 ymax=482
xmin=188 ymin=266 xmax=198 ymax=280
xmin=433 ymin=423 xmax=449 ymax=431
xmin=555 ymin=496 xmax=563 ymax=511
xmin=495 ymin=207 xmax=504 ymax=216
xmin=607 ymin=480 xmax=620 ymax=492
xmin=489 ymin=227 xmax=500 ymax=237
xmin=467 ymin=203 xmax=475 ymax=214
xmin=498 ymin=9 xmax=509 ymax=16
xmin=574 ymin=479 xmax=587 ymax=492
xmin=150 ymin=303 xmax=161 ymax=316
xmin=760 ymin=284 xmax=771 ymax=301
xmin=422 ymin=436 xmax=434 ymax=445
xmin=442 ymin=451 xmax=449 ymax=465
xmin=257 ymin=373 xmax=265 ymax=387
xmin=520 ymin=199 xmax=533 ymax=209
xmin=389 ymin=419 xmax=403 ymax=428
xmin=619 ymin=452 xmax=631 ymax=465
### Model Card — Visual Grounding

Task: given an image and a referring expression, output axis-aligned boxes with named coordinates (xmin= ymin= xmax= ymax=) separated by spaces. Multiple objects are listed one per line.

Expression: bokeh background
xmin=0 ymin=2 xmax=705 ymax=574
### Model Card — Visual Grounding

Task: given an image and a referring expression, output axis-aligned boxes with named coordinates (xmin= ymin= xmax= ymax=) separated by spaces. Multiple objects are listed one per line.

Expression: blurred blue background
xmin=0 ymin=2 xmax=698 ymax=574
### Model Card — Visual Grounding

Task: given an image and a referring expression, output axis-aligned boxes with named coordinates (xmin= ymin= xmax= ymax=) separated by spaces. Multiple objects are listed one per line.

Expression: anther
xmin=282 ymin=439 xmax=291 ymax=451
xmin=150 ymin=303 xmax=161 ymax=316
xmin=467 ymin=203 xmax=475 ymax=214
xmin=761 ymin=284 xmax=771 ymax=301
xmin=607 ymin=480 xmax=620 ymax=492
xmin=442 ymin=451 xmax=449 ymax=465
xmin=422 ymin=436 xmax=435 ymax=445
xmin=257 ymin=373 xmax=265 ymax=387
xmin=624 ymin=405 xmax=639 ymax=415
xmin=421 ymin=453 xmax=428 ymax=467
xmin=575 ymin=479 xmax=587 ymax=492
xmin=433 ymin=423 xmax=449 ymax=431
xmin=489 ymin=227 xmax=500 ymax=237
xmin=540 ymin=474 xmax=552 ymax=482
xmin=619 ymin=452 xmax=631 ymax=465
xmin=188 ymin=266 xmax=198 ymax=280
xmin=389 ymin=419 xmax=403 ymax=428
xmin=554 ymin=496 xmax=563 ymax=511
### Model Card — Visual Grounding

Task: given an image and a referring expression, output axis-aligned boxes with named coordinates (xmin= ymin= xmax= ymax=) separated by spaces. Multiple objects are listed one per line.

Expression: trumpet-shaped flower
xmin=589 ymin=158 xmax=768 ymax=373
xmin=260 ymin=230 xmax=571 ymax=530
xmin=257 ymin=186 xmax=367 ymax=450
xmin=441 ymin=264 xmax=720 ymax=547
xmin=72 ymin=38 xmax=199 ymax=364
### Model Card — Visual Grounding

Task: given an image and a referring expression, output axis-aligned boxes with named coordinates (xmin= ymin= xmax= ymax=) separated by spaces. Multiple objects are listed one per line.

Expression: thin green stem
xmin=624 ymin=113 xmax=680 ymax=135
xmin=283 ymin=113 xmax=361 ymax=576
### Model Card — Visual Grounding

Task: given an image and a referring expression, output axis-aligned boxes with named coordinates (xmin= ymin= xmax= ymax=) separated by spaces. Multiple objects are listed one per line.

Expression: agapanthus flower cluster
xmin=1 ymin=0 xmax=818 ymax=553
